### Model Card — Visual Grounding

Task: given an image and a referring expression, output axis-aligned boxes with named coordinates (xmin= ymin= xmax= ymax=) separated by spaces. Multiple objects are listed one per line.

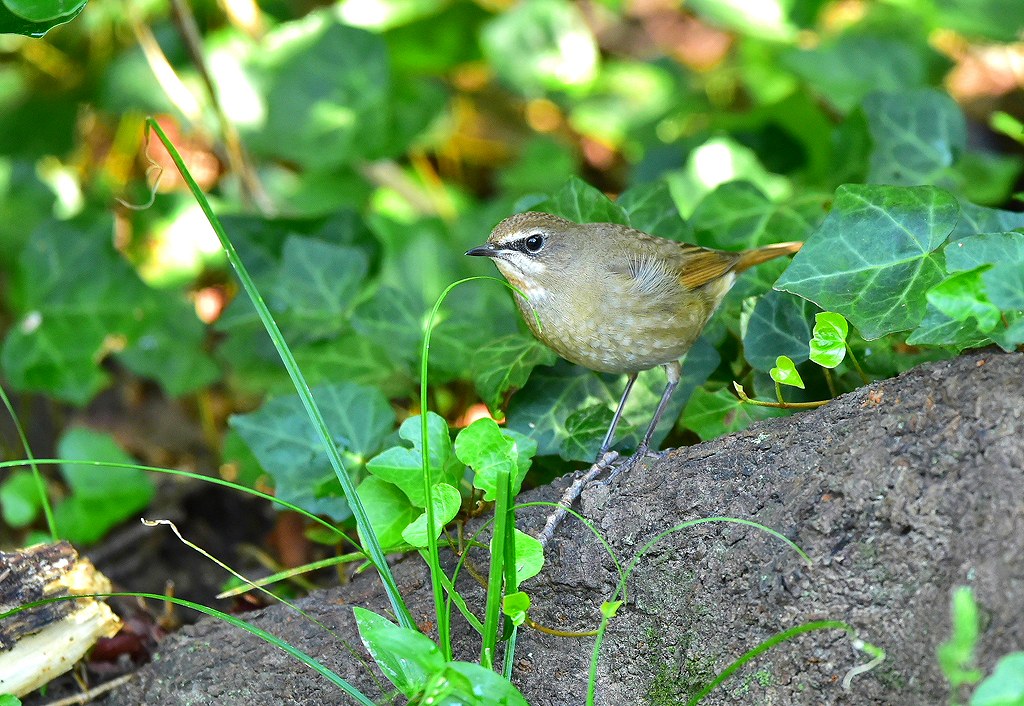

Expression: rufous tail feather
xmin=734 ymin=241 xmax=802 ymax=273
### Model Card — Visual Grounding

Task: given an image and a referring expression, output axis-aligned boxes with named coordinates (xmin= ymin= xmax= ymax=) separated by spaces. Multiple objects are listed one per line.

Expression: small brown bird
xmin=467 ymin=211 xmax=801 ymax=464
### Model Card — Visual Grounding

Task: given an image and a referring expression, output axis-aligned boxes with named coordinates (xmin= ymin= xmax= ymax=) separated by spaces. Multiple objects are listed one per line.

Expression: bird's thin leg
xmin=604 ymin=360 xmax=681 ymax=484
xmin=638 ymin=359 xmax=681 ymax=454
xmin=597 ymin=372 xmax=638 ymax=460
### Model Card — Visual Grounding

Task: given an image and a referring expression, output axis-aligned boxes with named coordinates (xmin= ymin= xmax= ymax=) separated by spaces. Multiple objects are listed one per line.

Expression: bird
xmin=466 ymin=211 xmax=801 ymax=467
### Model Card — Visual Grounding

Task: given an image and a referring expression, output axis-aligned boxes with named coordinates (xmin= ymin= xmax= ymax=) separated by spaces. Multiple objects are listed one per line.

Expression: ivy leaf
xmin=809 ymin=312 xmax=849 ymax=369
xmin=618 ymin=180 xmax=691 ymax=241
xmin=471 ymin=333 xmax=557 ymax=413
xmin=945 ymin=233 xmax=1024 ymax=311
xmin=559 ymin=404 xmax=614 ymax=462
xmin=230 ymin=382 xmax=395 ymax=520
xmin=925 ymin=268 xmax=1001 ymax=333
xmin=863 ymin=89 xmax=967 ymax=187
xmin=1 ymin=217 xmax=163 ymax=404
xmin=775 ymin=184 xmax=956 ymax=339
xmin=53 ymin=427 xmax=155 ymax=544
xmin=401 ymin=483 xmax=462 ymax=547
xmin=480 ymin=0 xmax=598 ymax=97
xmin=529 ymin=176 xmax=628 ymax=225
xmin=782 ymin=35 xmax=926 ymax=114
xmin=690 ymin=182 xmax=826 ymax=251
xmin=269 ymin=234 xmax=369 ymax=340
xmin=950 ymin=203 xmax=1024 ymax=240
xmin=682 ymin=387 xmax=787 ymax=441
xmin=742 ymin=290 xmax=818 ymax=372
xmin=118 ymin=298 xmax=220 ymax=396
xmin=770 ymin=356 xmax=805 ymax=389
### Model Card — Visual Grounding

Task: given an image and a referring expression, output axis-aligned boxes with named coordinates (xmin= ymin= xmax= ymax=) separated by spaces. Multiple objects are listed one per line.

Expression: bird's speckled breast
xmin=513 ymin=272 xmax=731 ymax=374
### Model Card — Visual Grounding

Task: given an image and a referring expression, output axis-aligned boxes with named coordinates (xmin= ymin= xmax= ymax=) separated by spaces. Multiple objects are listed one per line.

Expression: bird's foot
xmin=599 ymin=445 xmax=666 ymax=486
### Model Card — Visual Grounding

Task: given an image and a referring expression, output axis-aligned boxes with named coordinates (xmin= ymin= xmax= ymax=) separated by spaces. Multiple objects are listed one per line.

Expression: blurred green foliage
xmin=0 ymin=0 xmax=1022 ymax=539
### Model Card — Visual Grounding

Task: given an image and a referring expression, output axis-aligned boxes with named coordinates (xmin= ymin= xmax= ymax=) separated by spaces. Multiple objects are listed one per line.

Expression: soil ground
xmin=44 ymin=350 xmax=1024 ymax=705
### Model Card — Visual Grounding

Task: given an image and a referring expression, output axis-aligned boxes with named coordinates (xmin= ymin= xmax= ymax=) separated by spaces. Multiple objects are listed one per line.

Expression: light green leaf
xmin=937 ymin=587 xmax=983 ymax=689
xmin=0 ymin=469 xmax=42 ymax=528
xmin=770 ymin=356 xmax=804 ymax=389
xmin=353 ymin=607 xmax=444 ymax=698
xmin=687 ymin=0 xmax=797 ymax=40
xmin=601 ymin=600 xmax=623 ymax=618
xmin=666 ymin=137 xmax=792 ymax=218
xmin=421 ymin=661 xmax=529 ymax=706
xmin=926 ymin=269 xmax=1002 ymax=333
xmin=480 ymin=0 xmax=598 ymax=97
xmin=401 ymin=483 xmax=462 ymax=547
xmin=512 ymin=528 xmax=544 ymax=583
xmin=775 ymin=184 xmax=957 ymax=339
xmin=971 ymin=652 xmax=1024 ymax=706
xmin=454 ymin=418 xmax=524 ymax=501
xmin=355 ymin=476 xmax=418 ymax=550
xmin=502 ymin=591 xmax=531 ymax=627
xmin=366 ymin=413 xmax=460 ymax=507
xmin=809 ymin=312 xmax=849 ymax=369
xmin=945 ymin=233 xmax=1024 ymax=311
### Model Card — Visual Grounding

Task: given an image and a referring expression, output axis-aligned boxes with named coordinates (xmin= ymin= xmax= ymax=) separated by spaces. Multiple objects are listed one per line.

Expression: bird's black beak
xmin=466 ymin=244 xmax=495 ymax=257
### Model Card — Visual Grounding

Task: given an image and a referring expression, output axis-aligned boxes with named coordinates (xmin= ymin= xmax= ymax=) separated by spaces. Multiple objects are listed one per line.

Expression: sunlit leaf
xmin=401 ymin=483 xmax=462 ymax=547
xmin=353 ymin=607 xmax=444 ymax=697
xmin=770 ymin=355 xmax=804 ymax=389
xmin=480 ymin=0 xmax=598 ymax=97
xmin=808 ymin=312 xmax=849 ymax=369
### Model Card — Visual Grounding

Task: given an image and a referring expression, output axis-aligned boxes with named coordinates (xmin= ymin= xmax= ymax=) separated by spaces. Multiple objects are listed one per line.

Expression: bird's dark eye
xmin=523 ymin=233 xmax=544 ymax=253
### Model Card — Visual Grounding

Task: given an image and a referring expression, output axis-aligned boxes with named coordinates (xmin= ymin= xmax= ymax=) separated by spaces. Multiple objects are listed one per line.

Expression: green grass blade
xmin=0 ymin=385 xmax=56 ymax=539
xmin=418 ymin=275 xmax=525 ymax=660
xmin=145 ymin=117 xmax=412 ymax=630
xmin=0 ymin=458 xmax=354 ymax=545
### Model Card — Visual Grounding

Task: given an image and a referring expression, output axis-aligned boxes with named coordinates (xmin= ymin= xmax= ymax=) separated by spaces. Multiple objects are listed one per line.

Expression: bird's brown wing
xmin=672 ymin=245 xmax=742 ymax=290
